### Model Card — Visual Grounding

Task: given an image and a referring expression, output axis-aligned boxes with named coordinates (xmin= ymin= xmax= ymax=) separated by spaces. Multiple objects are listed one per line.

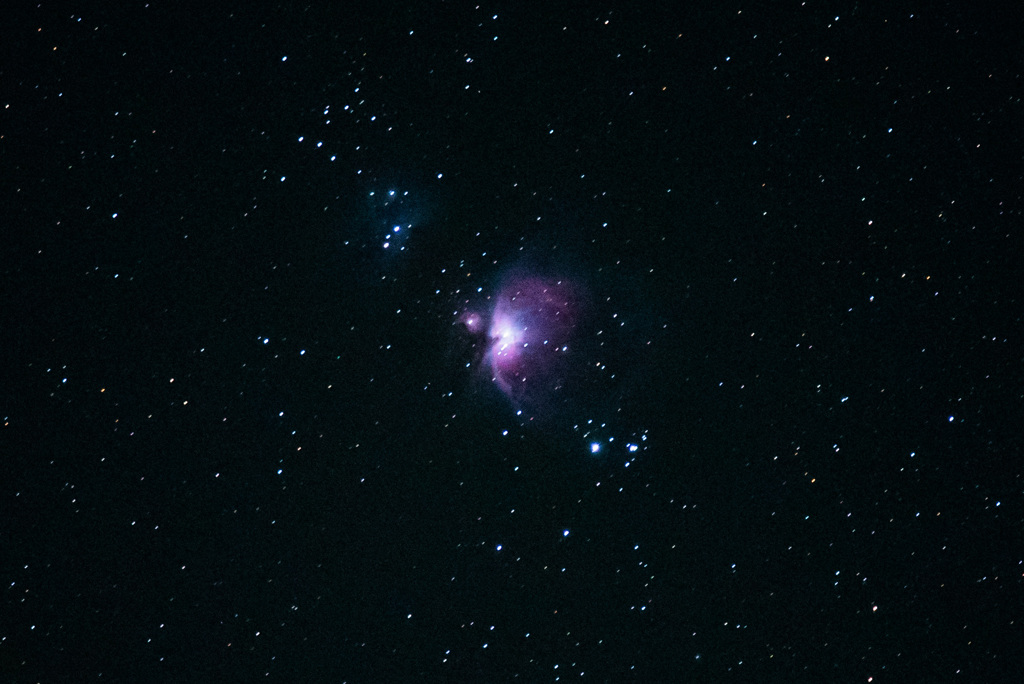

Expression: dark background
xmin=3 ymin=2 xmax=1021 ymax=681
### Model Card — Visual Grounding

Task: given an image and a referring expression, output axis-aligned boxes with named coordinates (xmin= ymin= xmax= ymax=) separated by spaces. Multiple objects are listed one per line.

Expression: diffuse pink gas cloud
xmin=457 ymin=274 xmax=590 ymax=417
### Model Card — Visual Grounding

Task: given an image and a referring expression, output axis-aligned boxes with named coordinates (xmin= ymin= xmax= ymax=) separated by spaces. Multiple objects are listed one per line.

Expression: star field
xmin=2 ymin=3 xmax=1022 ymax=682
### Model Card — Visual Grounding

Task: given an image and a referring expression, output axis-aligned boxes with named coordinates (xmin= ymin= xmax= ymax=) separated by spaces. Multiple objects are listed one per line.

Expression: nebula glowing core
xmin=457 ymin=275 xmax=589 ymax=416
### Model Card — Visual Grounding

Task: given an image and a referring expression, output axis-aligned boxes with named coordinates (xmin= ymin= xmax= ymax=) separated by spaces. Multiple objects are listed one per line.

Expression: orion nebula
xmin=455 ymin=274 xmax=589 ymax=418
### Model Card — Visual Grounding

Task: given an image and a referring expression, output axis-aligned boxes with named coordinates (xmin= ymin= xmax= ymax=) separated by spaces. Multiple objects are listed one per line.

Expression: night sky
xmin=4 ymin=3 xmax=1022 ymax=682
